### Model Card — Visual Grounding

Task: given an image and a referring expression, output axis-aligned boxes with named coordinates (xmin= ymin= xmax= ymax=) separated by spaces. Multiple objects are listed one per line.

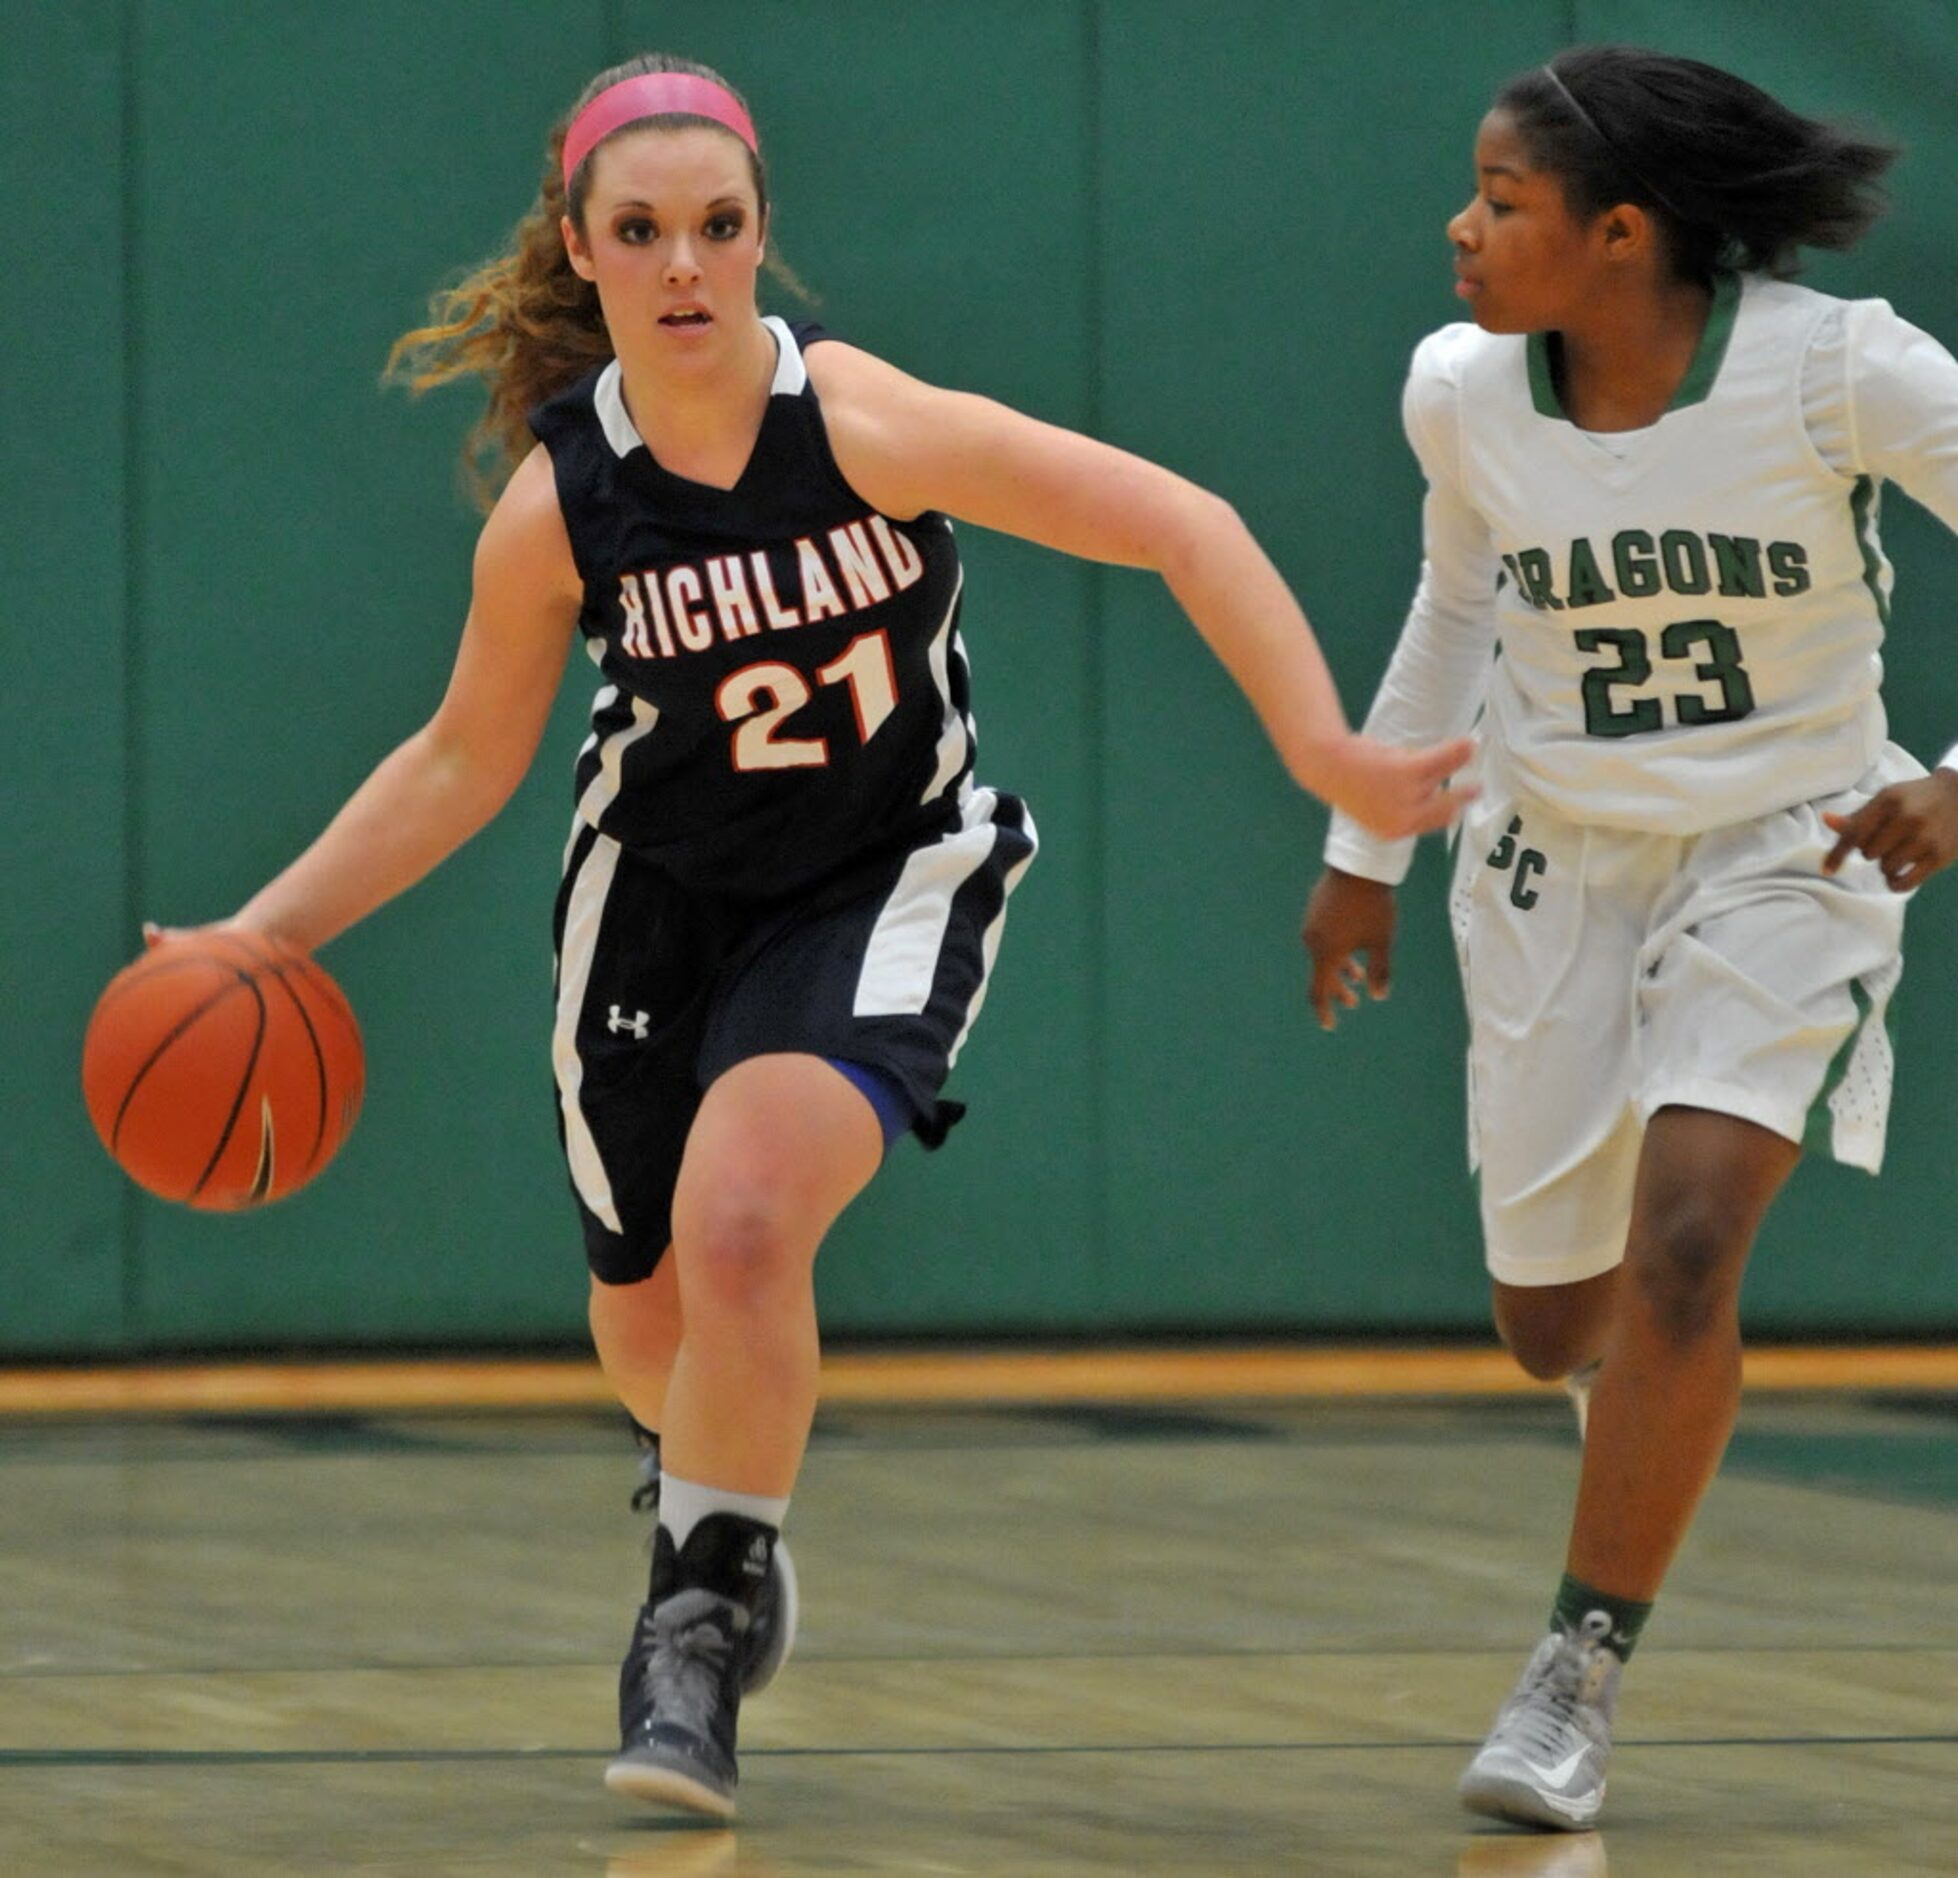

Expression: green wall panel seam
xmin=117 ymin=0 xmax=144 ymax=1349
xmin=1084 ymin=0 xmax=1112 ymax=1327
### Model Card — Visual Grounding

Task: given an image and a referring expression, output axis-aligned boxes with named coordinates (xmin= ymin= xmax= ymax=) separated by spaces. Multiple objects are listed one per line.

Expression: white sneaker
xmin=1459 ymin=1612 xmax=1622 ymax=1830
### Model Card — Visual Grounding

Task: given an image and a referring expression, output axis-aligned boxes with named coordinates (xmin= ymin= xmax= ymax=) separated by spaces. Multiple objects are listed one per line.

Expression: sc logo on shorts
xmin=1486 ymin=816 xmax=1547 ymax=910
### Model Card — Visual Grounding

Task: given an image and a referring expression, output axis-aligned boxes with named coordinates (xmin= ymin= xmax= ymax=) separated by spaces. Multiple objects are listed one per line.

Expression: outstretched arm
xmin=189 ymin=447 xmax=583 ymax=952
xmin=808 ymin=343 xmax=1472 ymax=841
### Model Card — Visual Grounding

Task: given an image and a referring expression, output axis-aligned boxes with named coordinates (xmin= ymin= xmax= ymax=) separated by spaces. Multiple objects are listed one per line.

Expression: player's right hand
xmin=1301 ymin=867 xmax=1398 ymax=1032
xmin=1321 ymin=734 xmax=1476 ymax=840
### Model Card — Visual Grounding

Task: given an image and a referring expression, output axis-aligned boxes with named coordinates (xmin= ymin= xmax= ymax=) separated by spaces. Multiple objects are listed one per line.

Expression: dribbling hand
xmin=1821 ymin=769 xmax=1958 ymax=892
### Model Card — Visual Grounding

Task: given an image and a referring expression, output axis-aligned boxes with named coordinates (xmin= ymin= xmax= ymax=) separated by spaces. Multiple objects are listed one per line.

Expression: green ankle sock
xmin=1552 ymin=1573 xmax=1652 ymax=1660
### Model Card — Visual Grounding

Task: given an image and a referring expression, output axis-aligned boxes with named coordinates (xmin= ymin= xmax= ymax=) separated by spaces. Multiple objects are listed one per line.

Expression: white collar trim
xmin=763 ymin=315 xmax=807 ymax=395
xmin=591 ymin=317 xmax=806 ymax=461
xmin=592 ymin=360 xmax=640 ymax=459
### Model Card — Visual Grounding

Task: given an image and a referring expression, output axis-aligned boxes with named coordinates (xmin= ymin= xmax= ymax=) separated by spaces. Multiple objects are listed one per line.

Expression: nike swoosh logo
xmin=1521 ymin=1745 xmax=1590 ymax=1789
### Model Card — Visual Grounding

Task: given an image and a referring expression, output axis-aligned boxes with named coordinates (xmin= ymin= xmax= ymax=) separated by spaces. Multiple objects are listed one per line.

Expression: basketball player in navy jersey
xmin=159 ymin=54 xmax=1470 ymax=1816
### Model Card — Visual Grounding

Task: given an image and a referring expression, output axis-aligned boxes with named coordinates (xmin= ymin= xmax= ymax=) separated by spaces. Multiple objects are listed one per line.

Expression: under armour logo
xmin=743 ymin=1534 xmax=771 ymax=1578
xmin=607 ymin=1005 xmax=650 ymax=1040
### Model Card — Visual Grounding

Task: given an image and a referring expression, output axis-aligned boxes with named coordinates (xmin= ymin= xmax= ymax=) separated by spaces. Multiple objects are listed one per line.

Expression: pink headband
xmin=561 ymin=73 xmax=758 ymax=188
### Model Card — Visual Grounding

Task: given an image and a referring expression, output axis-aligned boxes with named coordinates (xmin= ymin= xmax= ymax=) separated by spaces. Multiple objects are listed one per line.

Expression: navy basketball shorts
xmin=550 ymin=786 xmax=1037 ymax=1284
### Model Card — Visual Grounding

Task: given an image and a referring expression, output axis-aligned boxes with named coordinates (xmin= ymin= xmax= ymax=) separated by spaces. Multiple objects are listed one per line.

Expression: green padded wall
xmin=1094 ymin=2 xmax=1566 ymax=1329
xmin=1 ymin=1 xmax=132 ymax=1351
xmin=4 ymin=1 xmax=1955 ymax=1353
xmin=125 ymin=1 xmax=611 ymax=1346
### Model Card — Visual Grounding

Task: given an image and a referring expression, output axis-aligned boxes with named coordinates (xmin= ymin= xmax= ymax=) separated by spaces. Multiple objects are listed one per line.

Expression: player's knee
xmin=1500 ymin=1325 xmax=1585 ymax=1382
xmin=679 ymin=1187 xmax=810 ymax=1313
xmin=1492 ymin=1279 xmax=1610 ymax=1380
xmin=1628 ymin=1196 xmax=1750 ymax=1345
xmin=1495 ymin=1308 xmax=1593 ymax=1381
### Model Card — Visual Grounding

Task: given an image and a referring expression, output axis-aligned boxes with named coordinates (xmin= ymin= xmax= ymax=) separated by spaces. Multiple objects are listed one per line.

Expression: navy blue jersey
xmin=529 ymin=318 xmax=978 ymax=899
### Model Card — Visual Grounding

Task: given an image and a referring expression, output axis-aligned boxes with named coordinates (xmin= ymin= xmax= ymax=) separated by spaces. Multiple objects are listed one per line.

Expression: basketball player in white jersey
xmin=1303 ymin=46 xmax=1958 ymax=1830
xmin=156 ymin=54 xmax=1471 ymax=1818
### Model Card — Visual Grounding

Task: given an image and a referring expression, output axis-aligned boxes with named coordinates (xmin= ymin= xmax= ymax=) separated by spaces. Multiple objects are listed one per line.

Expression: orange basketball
xmin=82 ymin=932 xmax=364 ymax=1210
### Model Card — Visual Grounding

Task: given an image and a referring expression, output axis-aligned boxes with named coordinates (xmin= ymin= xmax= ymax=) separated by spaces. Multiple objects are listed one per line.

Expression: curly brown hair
xmin=385 ymin=54 xmax=779 ymax=508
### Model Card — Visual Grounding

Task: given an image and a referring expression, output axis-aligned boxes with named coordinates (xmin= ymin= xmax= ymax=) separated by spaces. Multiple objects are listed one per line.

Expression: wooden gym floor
xmin=0 ymin=1349 xmax=1953 ymax=1875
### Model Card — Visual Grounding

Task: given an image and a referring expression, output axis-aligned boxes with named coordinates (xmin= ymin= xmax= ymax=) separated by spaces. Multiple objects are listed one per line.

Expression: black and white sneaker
xmin=742 ymin=1531 xmax=798 ymax=1696
xmin=629 ymin=1428 xmax=798 ymax=1695
xmin=605 ymin=1514 xmax=777 ymax=1817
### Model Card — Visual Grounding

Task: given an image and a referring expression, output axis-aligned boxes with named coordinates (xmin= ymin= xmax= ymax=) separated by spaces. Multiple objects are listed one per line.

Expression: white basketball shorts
xmin=1449 ymin=744 xmax=1919 ymax=1286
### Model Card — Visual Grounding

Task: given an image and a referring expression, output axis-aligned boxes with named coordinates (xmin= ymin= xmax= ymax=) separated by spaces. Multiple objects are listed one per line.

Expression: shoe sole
xmin=1458 ymin=1770 xmax=1602 ymax=1831
xmin=604 ymin=1756 xmax=737 ymax=1820
xmin=741 ymin=1539 xmax=799 ymax=1697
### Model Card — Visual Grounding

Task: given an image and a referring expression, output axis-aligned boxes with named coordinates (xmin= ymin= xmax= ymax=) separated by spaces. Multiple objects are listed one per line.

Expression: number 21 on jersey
xmin=715 ymin=628 xmax=899 ymax=771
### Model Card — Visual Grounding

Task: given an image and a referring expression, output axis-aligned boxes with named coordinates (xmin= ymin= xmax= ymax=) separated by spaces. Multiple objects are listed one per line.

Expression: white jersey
xmin=1328 ymin=273 xmax=1958 ymax=883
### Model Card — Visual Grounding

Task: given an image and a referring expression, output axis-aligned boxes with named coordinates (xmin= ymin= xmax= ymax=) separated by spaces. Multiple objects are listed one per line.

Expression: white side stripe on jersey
xmin=920 ymin=564 xmax=970 ymax=804
xmin=553 ymin=830 xmax=624 ymax=1235
xmin=576 ymin=683 xmax=617 ymax=768
xmin=576 ymin=690 xmax=660 ymax=835
xmin=949 ymin=801 xmax=1039 ymax=1066
xmin=854 ymin=786 xmax=1000 ymax=1017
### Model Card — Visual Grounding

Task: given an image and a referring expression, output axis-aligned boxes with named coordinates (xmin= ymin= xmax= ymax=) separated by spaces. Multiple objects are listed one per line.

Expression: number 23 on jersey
xmin=1575 ymin=617 xmax=1756 ymax=738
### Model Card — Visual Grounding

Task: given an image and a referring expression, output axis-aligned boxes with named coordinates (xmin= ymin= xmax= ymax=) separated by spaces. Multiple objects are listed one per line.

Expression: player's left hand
xmin=1821 ymin=769 xmax=1958 ymax=892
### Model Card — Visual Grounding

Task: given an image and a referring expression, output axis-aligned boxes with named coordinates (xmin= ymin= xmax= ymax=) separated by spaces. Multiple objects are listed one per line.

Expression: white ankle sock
xmin=659 ymin=1473 xmax=790 ymax=1550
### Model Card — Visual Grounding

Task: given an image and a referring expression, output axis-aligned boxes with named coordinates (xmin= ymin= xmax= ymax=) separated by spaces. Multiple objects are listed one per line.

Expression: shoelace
xmin=637 ymin=1595 xmax=737 ymax=1742
xmin=1507 ymin=1613 xmax=1613 ymax=1759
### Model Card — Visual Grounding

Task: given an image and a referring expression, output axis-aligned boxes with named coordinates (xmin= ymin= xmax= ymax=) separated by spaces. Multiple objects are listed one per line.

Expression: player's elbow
xmin=1154 ymin=485 xmax=1247 ymax=585
xmin=414 ymin=716 xmax=532 ymax=833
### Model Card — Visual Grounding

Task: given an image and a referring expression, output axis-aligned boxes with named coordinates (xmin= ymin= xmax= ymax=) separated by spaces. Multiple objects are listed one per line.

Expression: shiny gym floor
xmin=2 ymin=1380 xmax=1953 ymax=1875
